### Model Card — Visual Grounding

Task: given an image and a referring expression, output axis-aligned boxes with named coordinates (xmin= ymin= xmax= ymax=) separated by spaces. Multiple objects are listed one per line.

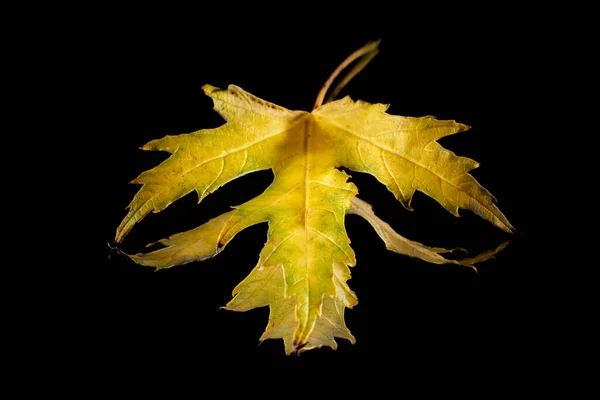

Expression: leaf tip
xmin=141 ymin=139 xmax=161 ymax=152
xmin=114 ymin=229 xmax=126 ymax=244
xmin=364 ymin=38 xmax=382 ymax=52
xmin=458 ymin=123 xmax=471 ymax=132
xmin=397 ymin=196 xmax=414 ymax=212
xmin=201 ymin=84 xmax=219 ymax=96
xmin=498 ymin=218 xmax=517 ymax=234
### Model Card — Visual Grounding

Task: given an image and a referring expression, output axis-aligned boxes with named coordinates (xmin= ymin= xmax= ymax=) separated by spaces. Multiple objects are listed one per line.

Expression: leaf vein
xmin=324 ymin=119 xmax=499 ymax=218
xmin=308 ymin=227 xmax=351 ymax=263
xmin=261 ymin=230 xmax=301 ymax=265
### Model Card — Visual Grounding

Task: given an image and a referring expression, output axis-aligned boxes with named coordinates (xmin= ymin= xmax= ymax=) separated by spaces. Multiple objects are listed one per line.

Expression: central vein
xmin=302 ymin=118 xmax=311 ymax=322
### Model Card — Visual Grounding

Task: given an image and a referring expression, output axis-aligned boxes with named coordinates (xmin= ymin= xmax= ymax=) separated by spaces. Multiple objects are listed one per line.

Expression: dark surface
xmin=88 ymin=11 xmax=546 ymax=374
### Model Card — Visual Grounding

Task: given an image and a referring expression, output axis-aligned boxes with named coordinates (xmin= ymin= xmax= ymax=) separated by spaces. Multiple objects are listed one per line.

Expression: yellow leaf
xmin=116 ymin=85 xmax=306 ymax=243
xmin=314 ymin=98 xmax=514 ymax=233
xmin=125 ymin=211 xmax=234 ymax=270
xmin=116 ymin=43 xmax=512 ymax=354
xmin=348 ymin=197 xmax=509 ymax=272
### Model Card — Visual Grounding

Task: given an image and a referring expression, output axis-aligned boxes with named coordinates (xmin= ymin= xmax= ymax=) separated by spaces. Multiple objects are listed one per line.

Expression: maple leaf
xmin=115 ymin=41 xmax=513 ymax=354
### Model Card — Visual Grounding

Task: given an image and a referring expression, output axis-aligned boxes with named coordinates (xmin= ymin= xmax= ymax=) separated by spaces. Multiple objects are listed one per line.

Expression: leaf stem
xmin=312 ymin=39 xmax=380 ymax=110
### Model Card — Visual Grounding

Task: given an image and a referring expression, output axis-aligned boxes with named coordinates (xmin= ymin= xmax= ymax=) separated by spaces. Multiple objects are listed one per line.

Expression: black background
xmin=88 ymin=7 xmax=548 ymax=375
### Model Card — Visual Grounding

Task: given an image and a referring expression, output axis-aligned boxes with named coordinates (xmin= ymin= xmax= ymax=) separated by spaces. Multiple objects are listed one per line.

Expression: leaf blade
xmin=115 ymin=85 xmax=307 ymax=243
xmin=117 ymin=77 xmax=514 ymax=354
xmin=124 ymin=210 xmax=235 ymax=270
xmin=348 ymin=196 xmax=508 ymax=271
xmin=315 ymin=98 xmax=514 ymax=233
xmin=220 ymin=116 xmax=358 ymax=351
